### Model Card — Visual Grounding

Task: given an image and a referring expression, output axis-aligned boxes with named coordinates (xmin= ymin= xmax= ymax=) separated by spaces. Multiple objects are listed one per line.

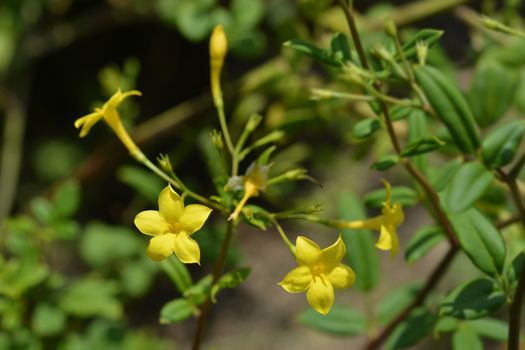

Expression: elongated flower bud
xmin=210 ymin=25 xmax=228 ymax=105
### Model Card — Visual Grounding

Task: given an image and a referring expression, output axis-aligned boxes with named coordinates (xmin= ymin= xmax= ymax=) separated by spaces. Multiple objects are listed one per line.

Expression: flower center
xmin=168 ymin=222 xmax=182 ymax=234
xmin=311 ymin=265 xmax=327 ymax=277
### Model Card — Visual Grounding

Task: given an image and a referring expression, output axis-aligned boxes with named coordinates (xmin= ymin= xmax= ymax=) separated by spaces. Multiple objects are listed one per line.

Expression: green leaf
xmin=231 ymin=0 xmax=264 ymax=30
xmin=30 ymin=197 xmax=55 ymax=225
xmin=433 ymin=316 xmax=459 ymax=336
xmin=444 ymin=161 xmax=493 ymax=213
xmin=506 ymin=250 xmax=525 ymax=289
xmin=378 ymin=283 xmax=421 ymax=325
xmin=389 ymin=105 xmax=413 ymax=121
xmin=160 ymin=255 xmax=193 ymax=293
xmin=415 ymin=65 xmax=480 ymax=153
xmin=365 ymin=186 xmax=418 ymax=208
xmin=405 ymin=225 xmax=444 ymax=264
xmin=371 ymin=155 xmax=399 ymax=171
xmin=448 ymin=208 xmax=506 ymax=277
xmin=452 ymin=325 xmax=483 ymax=350
xmin=117 ymin=165 xmax=164 ymax=203
xmin=159 ymin=298 xmax=194 ymax=324
xmin=338 ymin=194 xmax=380 ymax=291
xmin=330 ymin=33 xmax=352 ymax=63
xmin=386 ymin=308 xmax=437 ymax=349
xmin=80 ymin=222 xmax=141 ymax=267
xmin=283 ymin=39 xmax=342 ymax=67
xmin=468 ymin=318 xmax=508 ymax=341
xmin=482 ymin=120 xmax=525 ymax=168
xmin=407 ymin=109 xmax=428 ymax=171
xmin=352 ymin=118 xmax=382 ymax=139
xmin=52 ymin=179 xmax=81 ymax=217
xmin=429 ymin=158 xmax=462 ymax=192
xmin=440 ymin=278 xmax=506 ymax=319
xmin=210 ymin=268 xmax=251 ymax=303
xmin=175 ymin=1 xmax=214 ymax=41
xmin=469 ymin=59 xmax=518 ymax=126
xmin=60 ymin=278 xmax=122 ymax=319
xmin=31 ymin=303 xmax=66 ymax=337
xmin=297 ymin=304 xmax=366 ymax=336
xmin=401 ymin=136 xmax=444 ymax=157
xmin=184 ymin=275 xmax=213 ymax=306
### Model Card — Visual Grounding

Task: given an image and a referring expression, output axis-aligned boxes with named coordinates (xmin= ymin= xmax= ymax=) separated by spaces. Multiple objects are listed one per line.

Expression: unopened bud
xmin=246 ymin=114 xmax=263 ymax=132
xmin=416 ymin=41 xmax=428 ymax=66
xmin=210 ymin=129 xmax=223 ymax=149
xmin=210 ymin=25 xmax=228 ymax=67
xmin=384 ymin=20 xmax=397 ymax=38
xmin=157 ymin=154 xmax=174 ymax=174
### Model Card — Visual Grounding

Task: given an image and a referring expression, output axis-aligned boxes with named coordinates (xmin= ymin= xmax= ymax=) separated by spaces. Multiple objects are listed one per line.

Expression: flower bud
xmin=210 ymin=25 xmax=228 ymax=66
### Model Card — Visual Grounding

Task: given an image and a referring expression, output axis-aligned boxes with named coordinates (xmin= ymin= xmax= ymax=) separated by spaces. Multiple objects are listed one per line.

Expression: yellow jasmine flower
xmin=209 ymin=25 xmax=228 ymax=105
xmin=74 ymin=89 xmax=142 ymax=157
xmin=134 ymin=185 xmax=212 ymax=264
xmin=279 ymin=235 xmax=355 ymax=315
xmin=344 ymin=180 xmax=404 ymax=257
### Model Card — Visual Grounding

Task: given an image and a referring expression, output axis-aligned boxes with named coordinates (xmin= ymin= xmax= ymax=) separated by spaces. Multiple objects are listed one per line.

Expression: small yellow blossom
xmin=279 ymin=235 xmax=355 ymax=315
xmin=74 ymin=89 xmax=142 ymax=157
xmin=344 ymin=180 xmax=404 ymax=257
xmin=134 ymin=185 xmax=212 ymax=264
xmin=209 ymin=25 xmax=228 ymax=105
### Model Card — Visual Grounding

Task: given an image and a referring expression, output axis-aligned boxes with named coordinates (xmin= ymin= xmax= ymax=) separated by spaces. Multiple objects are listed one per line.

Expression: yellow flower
xmin=74 ymin=89 xmax=142 ymax=157
xmin=279 ymin=235 xmax=355 ymax=315
xmin=134 ymin=185 xmax=212 ymax=264
xmin=344 ymin=180 xmax=404 ymax=257
xmin=209 ymin=25 xmax=228 ymax=105
xmin=227 ymin=163 xmax=270 ymax=221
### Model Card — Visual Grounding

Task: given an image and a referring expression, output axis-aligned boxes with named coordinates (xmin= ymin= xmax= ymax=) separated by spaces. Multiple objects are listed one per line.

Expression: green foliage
xmin=385 ymin=308 xmax=437 ymax=349
xmin=297 ymin=304 xmax=366 ymax=336
xmin=481 ymin=120 xmax=525 ymax=168
xmin=405 ymin=225 xmax=444 ymax=264
xmin=440 ymin=279 xmax=506 ymax=320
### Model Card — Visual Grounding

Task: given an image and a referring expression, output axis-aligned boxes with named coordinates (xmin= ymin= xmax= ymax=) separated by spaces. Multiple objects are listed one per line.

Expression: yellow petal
xmin=381 ymin=178 xmax=392 ymax=204
xmin=376 ymin=225 xmax=400 ymax=258
xmin=180 ymin=204 xmax=212 ymax=234
xmin=306 ymin=277 xmax=334 ymax=315
xmin=278 ymin=266 xmax=312 ymax=293
xmin=146 ymin=233 xmax=176 ymax=261
xmin=74 ymin=112 xmax=103 ymax=137
xmin=384 ymin=203 xmax=404 ymax=227
xmin=326 ymin=264 xmax=356 ymax=289
xmin=134 ymin=210 xmax=169 ymax=236
xmin=172 ymin=232 xmax=201 ymax=264
xmin=318 ymin=235 xmax=346 ymax=270
xmin=158 ymin=185 xmax=184 ymax=222
xmin=295 ymin=236 xmax=321 ymax=266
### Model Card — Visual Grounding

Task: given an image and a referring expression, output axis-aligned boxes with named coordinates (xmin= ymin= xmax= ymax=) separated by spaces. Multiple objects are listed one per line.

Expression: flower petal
xmin=172 ymin=232 xmax=201 ymax=264
xmin=376 ymin=225 xmax=400 ymax=258
xmin=295 ymin=236 xmax=321 ymax=266
xmin=306 ymin=277 xmax=334 ymax=315
xmin=318 ymin=235 xmax=346 ymax=270
xmin=134 ymin=210 xmax=169 ymax=236
xmin=381 ymin=178 xmax=392 ymax=204
xmin=180 ymin=204 xmax=212 ymax=234
xmin=146 ymin=233 xmax=176 ymax=261
xmin=74 ymin=112 xmax=103 ymax=137
xmin=158 ymin=185 xmax=184 ymax=222
xmin=278 ymin=266 xmax=312 ymax=293
xmin=326 ymin=264 xmax=356 ymax=289
xmin=384 ymin=203 xmax=404 ymax=227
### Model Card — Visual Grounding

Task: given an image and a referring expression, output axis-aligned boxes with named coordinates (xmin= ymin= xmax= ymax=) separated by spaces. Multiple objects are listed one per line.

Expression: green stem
xmin=192 ymin=220 xmax=237 ymax=350
xmin=272 ymin=219 xmax=295 ymax=255
xmin=214 ymin=100 xmax=236 ymax=170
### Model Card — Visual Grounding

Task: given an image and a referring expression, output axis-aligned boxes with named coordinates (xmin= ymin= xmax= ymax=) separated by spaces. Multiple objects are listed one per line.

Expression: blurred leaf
xmin=297 ymin=304 xmax=366 ymax=336
xmin=120 ymin=259 xmax=157 ymax=297
xmin=401 ymin=136 xmax=444 ymax=157
xmin=52 ymin=179 xmax=81 ymax=218
xmin=184 ymin=275 xmax=213 ymax=306
xmin=386 ymin=308 xmax=437 ymax=349
xmin=433 ymin=316 xmax=459 ymax=336
xmin=30 ymin=197 xmax=55 ymax=225
xmin=448 ymin=208 xmax=506 ymax=277
xmin=210 ymin=268 xmax=251 ymax=303
xmin=429 ymin=158 xmax=462 ymax=192
xmin=31 ymin=303 xmax=66 ymax=337
xmin=160 ymin=255 xmax=193 ymax=293
xmin=507 ymin=250 xmax=525 ymax=289
xmin=80 ymin=222 xmax=142 ymax=267
xmin=352 ymin=118 xmax=382 ymax=139
xmin=231 ymin=0 xmax=264 ymax=29
xmin=482 ymin=120 xmax=525 ymax=169
xmin=0 ymin=259 xmax=49 ymax=299
xmin=159 ymin=298 xmax=194 ymax=324
xmin=60 ymin=278 xmax=122 ymax=319
xmin=338 ymin=194 xmax=380 ymax=291
xmin=365 ymin=186 xmax=418 ymax=208
xmin=283 ymin=39 xmax=342 ymax=67
xmin=32 ymin=140 xmax=84 ymax=181
xmin=378 ymin=283 xmax=421 ymax=325
xmin=444 ymin=161 xmax=493 ymax=213
xmin=468 ymin=318 xmax=508 ymax=341
xmin=330 ymin=32 xmax=352 ymax=63
xmin=371 ymin=155 xmax=399 ymax=171
xmin=452 ymin=325 xmax=483 ymax=350
xmin=407 ymin=109 xmax=428 ymax=171
xmin=405 ymin=225 xmax=444 ymax=264
xmin=400 ymin=29 xmax=443 ymax=61
xmin=117 ymin=165 xmax=164 ymax=203
xmin=440 ymin=278 xmax=506 ymax=320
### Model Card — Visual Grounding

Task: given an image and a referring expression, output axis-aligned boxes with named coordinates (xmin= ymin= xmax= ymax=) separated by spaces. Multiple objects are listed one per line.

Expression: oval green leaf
xmin=452 ymin=326 xmax=483 ymax=350
xmin=405 ymin=226 xmax=444 ymax=264
xmin=445 ymin=161 xmax=493 ymax=213
xmin=352 ymin=118 xmax=382 ymax=139
xmin=159 ymin=298 xmax=194 ymax=324
xmin=482 ymin=120 xmax=525 ymax=169
xmin=365 ymin=186 xmax=418 ymax=208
